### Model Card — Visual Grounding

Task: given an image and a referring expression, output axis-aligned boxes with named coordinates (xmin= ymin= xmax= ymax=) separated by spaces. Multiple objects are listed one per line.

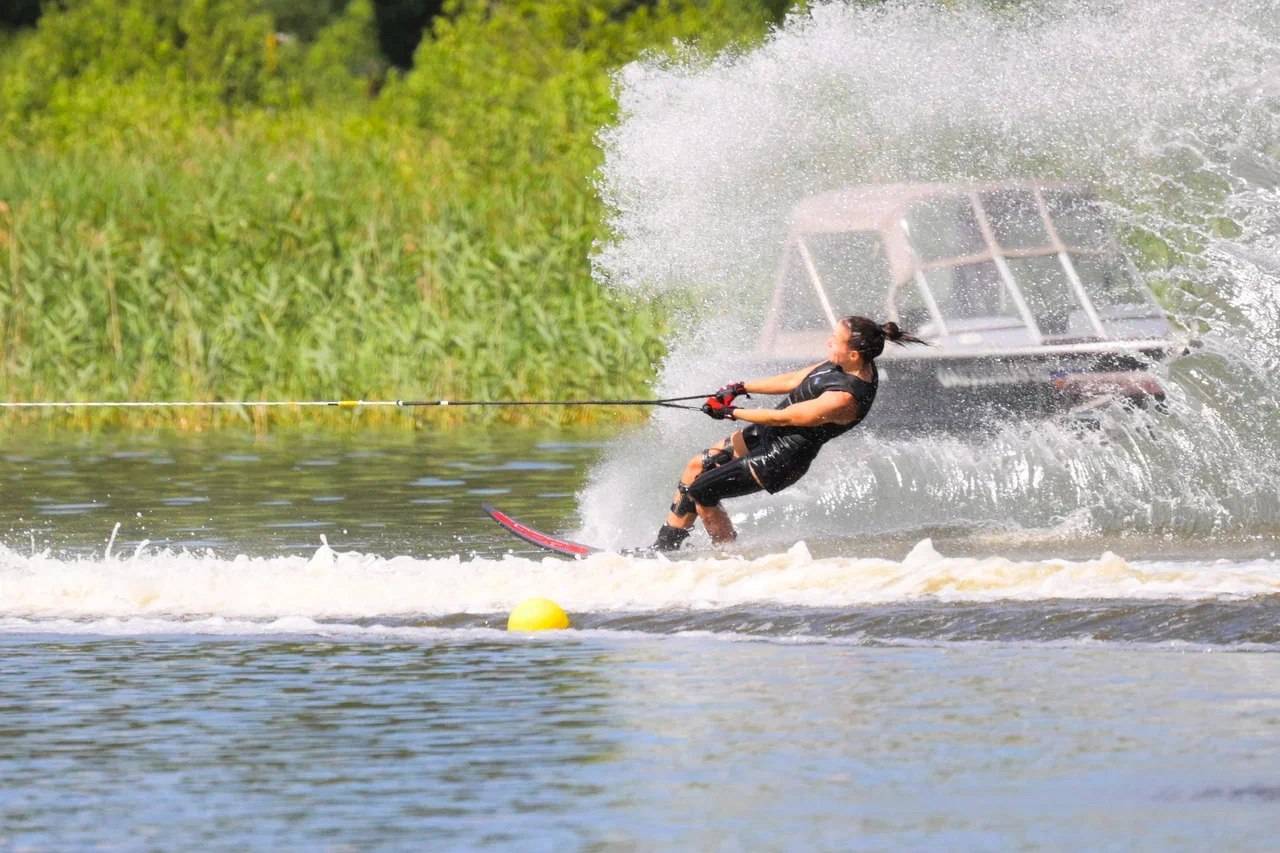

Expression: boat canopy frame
xmin=759 ymin=182 xmax=1162 ymax=353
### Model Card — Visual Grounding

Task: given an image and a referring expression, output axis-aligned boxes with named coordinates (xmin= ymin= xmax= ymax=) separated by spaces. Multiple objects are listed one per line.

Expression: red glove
xmin=714 ymin=381 xmax=749 ymax=406
xmin=702 ymin=396 xmax=737 ymax=420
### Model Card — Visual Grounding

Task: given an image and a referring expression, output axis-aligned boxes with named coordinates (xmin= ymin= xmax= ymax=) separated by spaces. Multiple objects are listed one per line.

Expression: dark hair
xmin=838 ymin=316 xmax=928 ymax=361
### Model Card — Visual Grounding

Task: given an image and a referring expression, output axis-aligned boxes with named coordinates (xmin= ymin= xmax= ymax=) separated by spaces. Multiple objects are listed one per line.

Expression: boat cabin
xmin=757 ymin=182 xmax=1177 ymax=430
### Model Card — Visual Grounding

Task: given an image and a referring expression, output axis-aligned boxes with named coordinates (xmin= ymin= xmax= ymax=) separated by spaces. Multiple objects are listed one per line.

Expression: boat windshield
xmin=902 ymin=194 xmax=1024 ymax=328
xmin=765 ymin=183 xmax=1167 ymax=351
xmin=776 ymin=231 xmax=892 ymax=331
xmin=1042 ymin=190 xmax=1160 ymax=321
xmin=901 ymin=187 xmax=1162 ymax=340
xmin=983 ymin=188 xmax=1083 ymax=336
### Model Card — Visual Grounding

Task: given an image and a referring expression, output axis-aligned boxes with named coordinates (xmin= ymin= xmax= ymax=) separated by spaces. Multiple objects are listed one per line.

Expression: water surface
xmin=2 ymin=427 xmax=1279 ymax=849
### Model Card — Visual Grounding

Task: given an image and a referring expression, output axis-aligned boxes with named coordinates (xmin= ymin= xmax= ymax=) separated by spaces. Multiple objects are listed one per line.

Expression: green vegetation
xmin=0 ymin=0 xmax=776 ymax=429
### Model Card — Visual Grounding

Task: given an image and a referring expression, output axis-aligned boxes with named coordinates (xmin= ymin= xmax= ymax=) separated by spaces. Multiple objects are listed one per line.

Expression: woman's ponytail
xmin=880 ymin=321 xmax=927 ymax=347
xmin=841 ymin=315 xmax=928 ymax=360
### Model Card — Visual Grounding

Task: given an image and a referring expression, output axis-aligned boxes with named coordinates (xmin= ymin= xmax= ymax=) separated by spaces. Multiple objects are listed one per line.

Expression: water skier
xmin=652 ymin=316 xmax=927 ymax=551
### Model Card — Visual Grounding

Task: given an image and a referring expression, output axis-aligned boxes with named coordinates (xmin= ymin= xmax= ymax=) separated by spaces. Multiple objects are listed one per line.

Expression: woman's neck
xmin=835 ymin=354 xmax=873 ymax=380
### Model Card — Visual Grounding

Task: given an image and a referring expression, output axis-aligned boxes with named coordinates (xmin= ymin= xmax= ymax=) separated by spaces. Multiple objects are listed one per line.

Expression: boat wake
xmin=3 ymin=540 xmax=1278 ymax=632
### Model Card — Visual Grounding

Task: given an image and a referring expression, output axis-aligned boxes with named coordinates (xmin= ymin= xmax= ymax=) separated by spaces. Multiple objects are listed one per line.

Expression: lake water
xmin=7 ymin=0 xmax=1278 ymax=846
xmin=3 ymin=427 xmax=1279 ymax=850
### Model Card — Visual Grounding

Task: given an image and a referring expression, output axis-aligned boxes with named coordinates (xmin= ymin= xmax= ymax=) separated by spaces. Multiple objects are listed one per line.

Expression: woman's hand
xmin=702 ymin=396 xmax=737 ymax=420
xmin=713 ymin=381 xmax=749 ymax=405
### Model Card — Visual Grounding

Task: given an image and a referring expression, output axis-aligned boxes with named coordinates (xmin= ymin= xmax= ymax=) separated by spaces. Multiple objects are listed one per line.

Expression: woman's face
xmin=826 ymin=324 xmax=857 ymax=364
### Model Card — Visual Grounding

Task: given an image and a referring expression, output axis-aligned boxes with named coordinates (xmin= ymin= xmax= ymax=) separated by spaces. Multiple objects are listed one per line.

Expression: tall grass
xmin=0 ymin=116 xmax=675 ymax=429
xmin=0 ymin=0 xmax=772 ymax=430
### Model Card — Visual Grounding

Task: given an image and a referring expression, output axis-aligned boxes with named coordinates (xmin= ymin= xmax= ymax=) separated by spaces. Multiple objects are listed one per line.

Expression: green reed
xmin=0 ymin=0 xmax=774 ymax=430
xmin=0 ymin=117 xmax=672 ymax=430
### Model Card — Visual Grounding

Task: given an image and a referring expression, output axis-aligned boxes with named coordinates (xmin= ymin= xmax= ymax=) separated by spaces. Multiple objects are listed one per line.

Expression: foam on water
xmin=3 ymin=541 xmax=1279 ymax=627
xmin=582 ymin=0 xmax=1280 ymax=547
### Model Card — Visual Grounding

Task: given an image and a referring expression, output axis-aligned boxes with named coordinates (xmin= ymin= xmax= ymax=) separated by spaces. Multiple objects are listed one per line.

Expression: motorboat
xmin=753 ymin=181 xmax=1181 ymax=431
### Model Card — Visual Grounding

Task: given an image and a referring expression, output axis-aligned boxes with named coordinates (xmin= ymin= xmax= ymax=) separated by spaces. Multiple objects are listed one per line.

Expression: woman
xmin=653 ymin=316 xmax=926 ymax=551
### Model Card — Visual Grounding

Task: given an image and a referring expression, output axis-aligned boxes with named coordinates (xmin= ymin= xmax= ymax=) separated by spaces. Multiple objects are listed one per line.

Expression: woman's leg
xmin=697 ymin=502 xmax=736 ymax=543
xmin=685 ymin=458 xmax=766 ymax=545
xmin=664 ymin=434 xmax=740 ymax=529
xmin=654 ymin=432 xmax=748 ymax=551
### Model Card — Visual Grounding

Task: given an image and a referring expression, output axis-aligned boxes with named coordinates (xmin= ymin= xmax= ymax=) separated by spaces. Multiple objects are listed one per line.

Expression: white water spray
xmin=583 ymin=0 xmax=1280 ymax=548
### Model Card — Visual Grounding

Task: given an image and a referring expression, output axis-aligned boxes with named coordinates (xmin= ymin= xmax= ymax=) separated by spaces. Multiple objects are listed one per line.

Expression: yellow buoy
xmin=507 ymin=597 xmax=571 ymax=632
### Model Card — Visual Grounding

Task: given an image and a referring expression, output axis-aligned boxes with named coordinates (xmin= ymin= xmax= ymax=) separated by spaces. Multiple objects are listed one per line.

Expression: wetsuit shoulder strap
xmin=786 ymin=362 xmax=841 ymax=402
xmin=809 ymin=363 xmax=862 ymax=395
xmin=810 ymin=363 xmax=878 ymax=418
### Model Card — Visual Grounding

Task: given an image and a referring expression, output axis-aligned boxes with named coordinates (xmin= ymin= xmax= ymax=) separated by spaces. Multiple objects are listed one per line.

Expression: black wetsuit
xmin=686 ymin=361 xmax=878 ymax=507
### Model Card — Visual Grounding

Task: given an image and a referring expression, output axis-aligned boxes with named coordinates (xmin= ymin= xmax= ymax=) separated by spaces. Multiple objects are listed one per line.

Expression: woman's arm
xmin=731 ymin=390 xmax=858 ymax=428
xmin=742 ymin=362 xmax=823 ymax=396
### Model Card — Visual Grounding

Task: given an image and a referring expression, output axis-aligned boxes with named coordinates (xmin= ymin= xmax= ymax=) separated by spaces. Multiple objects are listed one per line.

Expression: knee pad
xmin=701 ymin=446 xmax=734 ymax=471
xmin=670 ymin=483 xmax=696 ymax=517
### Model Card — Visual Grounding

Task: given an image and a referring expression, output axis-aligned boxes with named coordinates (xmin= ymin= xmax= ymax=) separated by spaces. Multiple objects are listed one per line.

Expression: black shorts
xmin=739 ymin=425 xmax=815 ymax=494
xmin=685 ymin=456 xmax=762 ymax=508
xmin=686 ymin=426 xmax=815 ymax=507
